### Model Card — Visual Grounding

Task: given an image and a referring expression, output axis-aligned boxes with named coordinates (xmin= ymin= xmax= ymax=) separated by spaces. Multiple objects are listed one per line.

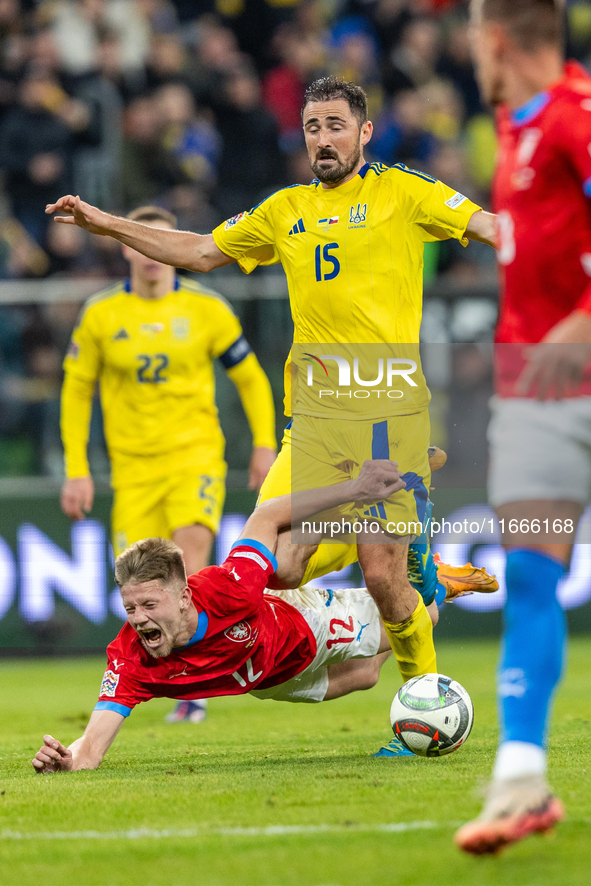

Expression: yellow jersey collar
xmin=314 ymin=162 xmax=370 ymax=196
xmin=124 ymin=276 xmax=181 ymax=294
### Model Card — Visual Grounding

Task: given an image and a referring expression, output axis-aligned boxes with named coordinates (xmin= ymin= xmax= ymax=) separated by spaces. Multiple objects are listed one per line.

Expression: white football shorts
xmin=488 ymin=396 xmax=591 ymax=507
xmin=250 ymin=585 xmax=381 ymax=704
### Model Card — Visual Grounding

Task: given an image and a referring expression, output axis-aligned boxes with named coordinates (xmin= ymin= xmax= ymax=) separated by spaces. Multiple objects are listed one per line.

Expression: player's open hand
xmin=517 ymin=311 xmax=591 ymax=400
xmin=517 ymin=342 xmax=591 ymax=400
xmin=60 ymin=476 xmax=95 ymax=521
xmin=248 ymin=447 xmax=276 ymax=491
xmin=353 ymin=459 xmax=406 ymax=502
xmin=45 ymin=195 xmax=111 ymax=235
xmin=32 ymin=735 xmax=73 ymax=773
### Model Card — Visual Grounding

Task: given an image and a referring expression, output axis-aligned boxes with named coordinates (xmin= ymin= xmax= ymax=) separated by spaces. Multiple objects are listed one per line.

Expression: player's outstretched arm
xmin=465 ymin=210 xmax=497 ymax=248
xmin=32 ymin=709 xmax=125 ymax=774
xmin=239 ymin=459 xmax=405 ymax=552
xmin=45 ymin=195 xmax=234 ymax=273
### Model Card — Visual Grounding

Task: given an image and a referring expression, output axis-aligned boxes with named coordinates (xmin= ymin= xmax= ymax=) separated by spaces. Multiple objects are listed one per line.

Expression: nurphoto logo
xmin=303 ymin=353 xmax=418 ymax=400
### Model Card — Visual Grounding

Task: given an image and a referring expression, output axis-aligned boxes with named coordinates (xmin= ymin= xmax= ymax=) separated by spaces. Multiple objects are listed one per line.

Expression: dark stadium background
xmin=1 ymin=0 xmax=591 ymax=652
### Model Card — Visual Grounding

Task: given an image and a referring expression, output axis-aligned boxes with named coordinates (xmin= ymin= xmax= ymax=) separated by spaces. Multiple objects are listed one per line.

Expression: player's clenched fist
xmin=32 ymin=735 xmax=73 ymax=773
xmin=45 ymin=194 xmax=111 ymax=236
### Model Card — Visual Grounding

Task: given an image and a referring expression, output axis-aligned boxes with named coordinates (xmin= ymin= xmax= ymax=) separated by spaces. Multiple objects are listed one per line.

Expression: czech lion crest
xmin=224 ymin=621 xmax=252 ymax=643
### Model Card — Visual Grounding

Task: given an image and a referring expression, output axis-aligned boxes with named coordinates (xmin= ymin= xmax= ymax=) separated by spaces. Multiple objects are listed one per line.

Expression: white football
xmin=390 ymin=673 xmax=474 ymax=757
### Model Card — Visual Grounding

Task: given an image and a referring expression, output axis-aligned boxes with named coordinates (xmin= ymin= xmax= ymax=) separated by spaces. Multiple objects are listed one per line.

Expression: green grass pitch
xmin=1 ymin=637 xmax=591 ymax=886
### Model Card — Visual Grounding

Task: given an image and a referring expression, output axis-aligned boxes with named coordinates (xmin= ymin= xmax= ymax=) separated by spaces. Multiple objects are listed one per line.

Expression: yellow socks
xmin=382 ymin=592 xmax=437 ymax=683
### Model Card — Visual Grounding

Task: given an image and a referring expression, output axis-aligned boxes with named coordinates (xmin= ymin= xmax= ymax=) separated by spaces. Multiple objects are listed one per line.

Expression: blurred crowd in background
xmin=0 ymin=0 xmax=590 ymax=478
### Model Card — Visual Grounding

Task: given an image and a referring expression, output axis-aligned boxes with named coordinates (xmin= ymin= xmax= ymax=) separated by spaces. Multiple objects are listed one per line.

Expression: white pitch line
xmin=0 ymin=821 xmax=447 ymax=842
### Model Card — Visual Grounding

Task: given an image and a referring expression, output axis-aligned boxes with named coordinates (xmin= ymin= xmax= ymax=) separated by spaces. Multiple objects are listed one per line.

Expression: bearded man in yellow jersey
xmin=48 ymin=78 xmax=497 ymax=748
xmin=60 ymin=205 xmax=277 ymax=723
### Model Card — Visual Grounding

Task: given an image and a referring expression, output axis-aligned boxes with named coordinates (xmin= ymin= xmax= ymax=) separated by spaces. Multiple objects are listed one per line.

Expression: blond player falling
xmin=60 ymin=205 xmax=277 ymax=723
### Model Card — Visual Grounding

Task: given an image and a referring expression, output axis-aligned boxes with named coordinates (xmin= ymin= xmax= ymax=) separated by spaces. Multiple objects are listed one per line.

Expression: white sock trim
xmin=493 ymin=741 xmax=547 ymax=780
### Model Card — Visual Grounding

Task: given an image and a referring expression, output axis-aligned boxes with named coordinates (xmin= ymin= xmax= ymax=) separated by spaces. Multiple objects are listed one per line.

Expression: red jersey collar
xmin=499 ymin=60 xmax=591 ymax=130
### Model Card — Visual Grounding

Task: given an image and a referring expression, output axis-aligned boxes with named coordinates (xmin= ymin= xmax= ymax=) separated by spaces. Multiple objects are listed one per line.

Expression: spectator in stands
xmin=145 ymin=31 xmax=190 ymax=93
xmin=383 ymin=17 xmax=441 ymax=95
xmin=215 ymin=65 xmax=285 ymax=216
xmin=50 ymin=0 xmax=150 ymax=76
xmin=136 ymin=0 xmax=178 ymax=34
xmin=191 ymin=20 xmax=246 ymax=108
xmin=262 ymin=23 xmax=324 ymax=151
xmin=370 ymin=88 xmax=438 ymax=167
xmin=436 ymin=18 xmax=483 ymax=119
xmin=157 ymin=81 xmax=220 ymax=187
xmin=95 ymin=26 xmax=146 ymax=103
xmin=120 ymin=93 xmax=188 ymax=210
xmin=45 ymin=219 xmax=88 ymax=276
xmin=166 ymin=183 xmax=222 ymax=235
xmin=0 ymin=68 xmax=98 ymax=245
xmin=330 ymin=20 xmax=383 ymax=117
xmin=0 ymin=0 xmax=24 ymax=125
xmin=421 ymin=79 xmax=464 ymax=142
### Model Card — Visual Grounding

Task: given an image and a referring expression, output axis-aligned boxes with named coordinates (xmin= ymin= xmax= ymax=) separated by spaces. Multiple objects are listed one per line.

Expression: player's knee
xmin=357 ymin=662 xmax=381 ymax=691
xmin=362 ymin=558 xmax=404 ymax=596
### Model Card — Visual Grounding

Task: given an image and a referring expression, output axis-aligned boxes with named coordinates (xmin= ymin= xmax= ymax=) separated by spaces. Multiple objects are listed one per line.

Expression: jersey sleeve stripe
xmin=219 ymin=335 xmax=252 ymax=369
xmin=94 ymin=701 xmax=132 ymax=717
xmin=231 ymin=538 xmax=278 ymax=572
xmin=391 ymin=163 xmax=437 ymax=183
xmin=583 ymin=176 xmax=591 ymax=198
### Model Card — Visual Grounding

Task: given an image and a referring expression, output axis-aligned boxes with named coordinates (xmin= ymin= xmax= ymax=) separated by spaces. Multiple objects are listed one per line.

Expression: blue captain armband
xmin=219 ymin=335 xmax=251 ymax=369
xmin=94 ymin=701 xmax=132 ymax=717
xmin=230 ymin=538 xmax=278 ymax=573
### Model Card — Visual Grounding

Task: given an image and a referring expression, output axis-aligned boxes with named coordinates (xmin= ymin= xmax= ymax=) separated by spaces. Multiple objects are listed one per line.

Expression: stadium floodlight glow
xmin=0 ymin=535 xmax=16 ymax=620
xmin=216 ymin=513 xmax=248 ymax=565
xmin=18 ymin=521 xmax=107 ymax=623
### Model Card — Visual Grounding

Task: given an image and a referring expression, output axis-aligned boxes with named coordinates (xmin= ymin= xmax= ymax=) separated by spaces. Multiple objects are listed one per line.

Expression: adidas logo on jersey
xmin=288 ymin=218 xmax=306 ymax=235
xmin=112 ymin=328 xmax=129 ymax=341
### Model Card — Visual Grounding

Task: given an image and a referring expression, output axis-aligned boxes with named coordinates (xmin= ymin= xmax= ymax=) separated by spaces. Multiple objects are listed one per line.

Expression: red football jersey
xmin=95 ymin=540 xmax=316 ymax=718
xmin=494 ymin=61 xmax=591 ymax=349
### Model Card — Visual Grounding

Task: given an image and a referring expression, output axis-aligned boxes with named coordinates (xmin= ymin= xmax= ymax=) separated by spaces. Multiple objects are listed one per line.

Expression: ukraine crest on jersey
xmin=212 ymin=161 xmax=481 ymax=416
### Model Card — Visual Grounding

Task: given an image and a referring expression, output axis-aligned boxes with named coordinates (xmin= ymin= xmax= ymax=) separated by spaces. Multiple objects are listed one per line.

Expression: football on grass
xmin=390 ymin=673 xmax=474 ymax=757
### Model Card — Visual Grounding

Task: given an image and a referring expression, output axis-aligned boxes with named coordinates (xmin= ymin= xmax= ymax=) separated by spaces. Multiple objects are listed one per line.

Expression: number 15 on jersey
xmin=315 ymin=243 xmax=340 ymax=281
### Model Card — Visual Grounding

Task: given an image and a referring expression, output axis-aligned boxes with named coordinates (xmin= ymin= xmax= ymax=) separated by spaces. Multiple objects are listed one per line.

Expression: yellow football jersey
xmin=63 ymin=276 xmax=251 ymax=469
xmin=213 ymin=161 xmax=481 ymax=417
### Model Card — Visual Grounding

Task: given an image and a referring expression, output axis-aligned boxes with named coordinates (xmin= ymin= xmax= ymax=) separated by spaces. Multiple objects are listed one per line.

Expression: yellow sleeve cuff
xmin=212 ymin=228 xmax=279 ymax=274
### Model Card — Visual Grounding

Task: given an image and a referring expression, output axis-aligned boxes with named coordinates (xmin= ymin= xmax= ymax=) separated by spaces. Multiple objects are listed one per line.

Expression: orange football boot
xmin=455 ymin=775 xmax=564 ymax=855
xmin=434 ymin=552 xmax=499 ymax=601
